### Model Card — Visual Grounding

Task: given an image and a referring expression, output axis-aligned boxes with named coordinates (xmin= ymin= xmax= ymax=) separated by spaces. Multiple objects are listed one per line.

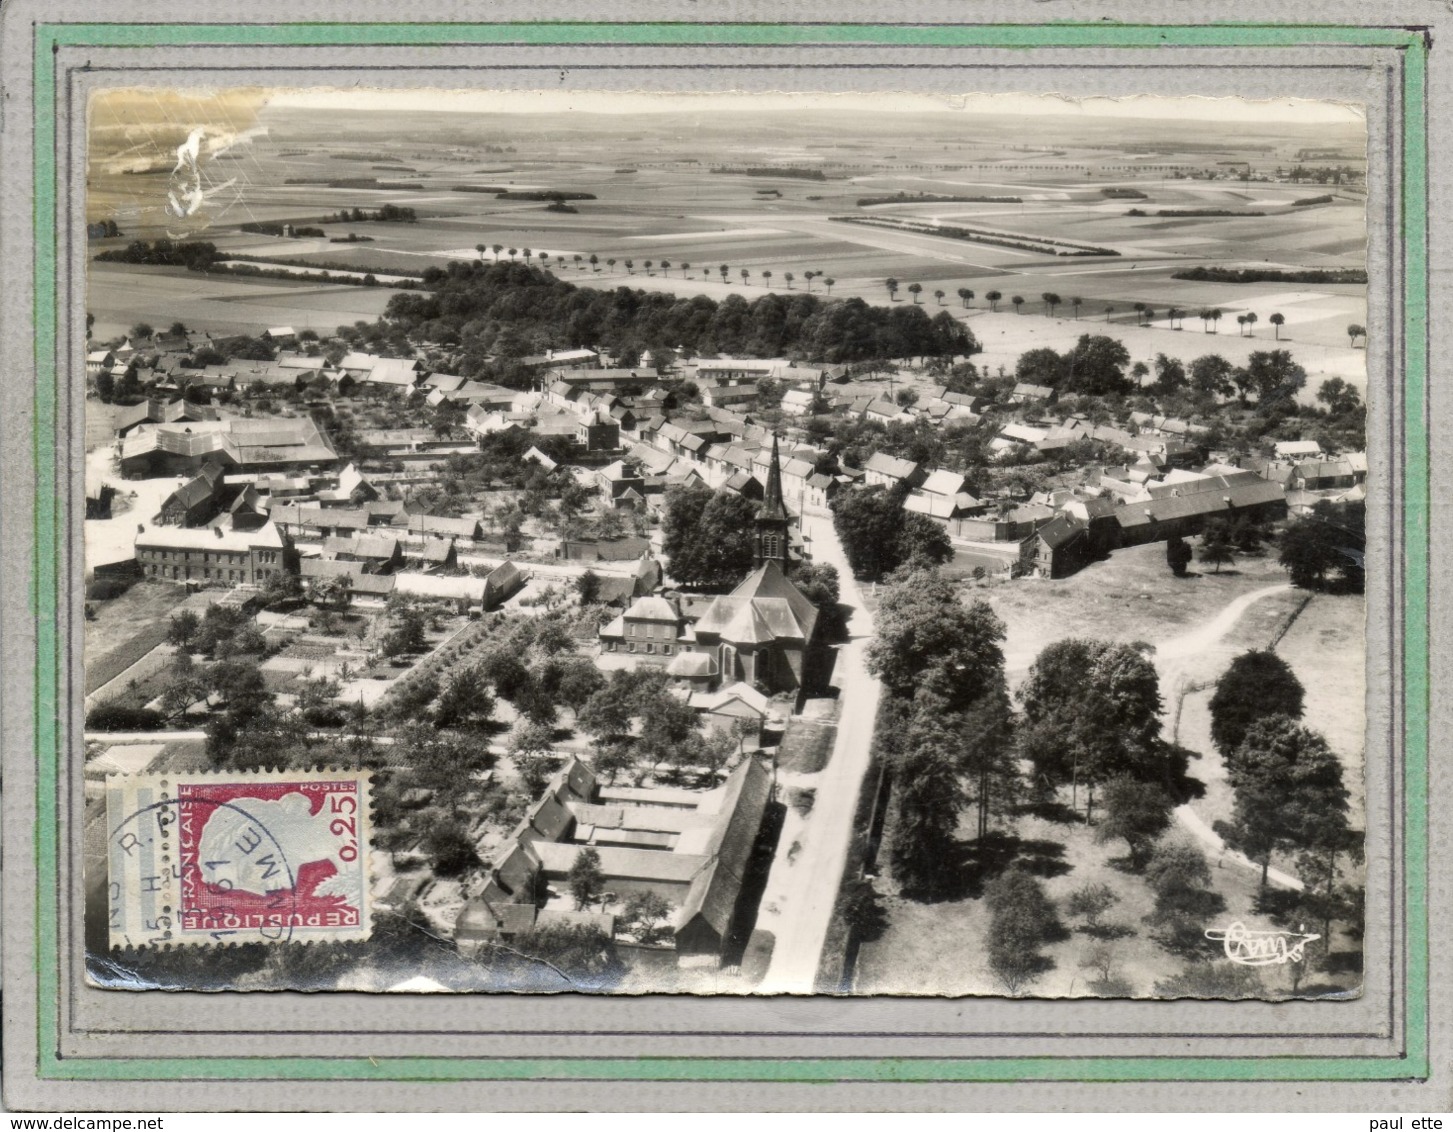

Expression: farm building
xmin=118 ymin=417 xmax=339 ymax=478
xmin=453 ymin=755 xmax=773 ymax=965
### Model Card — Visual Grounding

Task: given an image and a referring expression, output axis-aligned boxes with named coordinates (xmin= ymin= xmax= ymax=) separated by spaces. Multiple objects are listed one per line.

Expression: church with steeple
xmin=687 ymin=435 xmax=823 ymax=694
xmin=601 ymin=434 xmax=823 ymax=695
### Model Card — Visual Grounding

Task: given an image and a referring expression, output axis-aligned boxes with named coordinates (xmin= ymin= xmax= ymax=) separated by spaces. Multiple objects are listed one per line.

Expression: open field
xmin=87 ymin=105 xmax=1366 ymax=364
xmin=87 ymin=261 xmax=402 ymax=340
xmin=988 ymin=541 xmax=1298 ymax=684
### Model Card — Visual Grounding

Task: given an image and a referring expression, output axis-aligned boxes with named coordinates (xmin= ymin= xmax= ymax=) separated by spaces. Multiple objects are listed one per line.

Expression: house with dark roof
xmin=1020 ymin=515 xmax=1094 ymax=578
xmin=157 ymin=462 xmax=226 ymax=527
xmin=320 ymin=533 xmax=404 ymax=573
xmin=1114 ymin=479 xmax=1287 ymax=546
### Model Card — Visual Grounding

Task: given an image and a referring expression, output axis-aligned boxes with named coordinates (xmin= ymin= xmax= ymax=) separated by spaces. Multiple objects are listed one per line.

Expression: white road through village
xmin=758 ymin=514 xmax=882 ymax=994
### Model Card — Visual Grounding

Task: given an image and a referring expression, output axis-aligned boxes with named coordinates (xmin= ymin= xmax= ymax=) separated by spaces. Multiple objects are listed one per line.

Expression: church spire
xmin=754 ymin=433 xmax=791 ymax=573
xmin=760 ymin=433 xmax=788 ymax=523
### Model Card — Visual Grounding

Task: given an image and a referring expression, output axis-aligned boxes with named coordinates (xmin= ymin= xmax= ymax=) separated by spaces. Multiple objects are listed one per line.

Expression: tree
xmin=1011 ymin=295 xmax=1024 ymax=314
xmin=568 ymin=847 xmax=605 ymax=910
xmin=934 ymin=288 xmax=945 ymax=306
xmin=509 ymin=719 xmax=558 ymax=795
xmin=1015 ymin=347 xmax=1067 ymax=389
xmin=1095 ymin=776 xmax=1175 ymax=869
xmin=1152 ymin=353 xmax=1187 ymax=394
xmin=432 ymin=666 xmax=494 ymax=731
xmin=1166 ymin=533 xmax=1194 ymax=577
xmin=1244 ymin=312 xmax=1258 ymax=337
xmin=94 ymin=370 xmax=115 ymax=402
xmin=890 ymin=715 xmax=966 ymax=898
xmin=167 ymin=609 xmax=201 ymax=649
xmin=957 ymin=287 xmax=973 ymax=308
xmin=1062 ymin=334 xmax=1133 ymax=396
xmin=660 ymin=484 xmax=756 ymax=587
xmin=424 ymin=817 xmax=480 ymax=878
xmin=1066 ymin=882 xmax=1119 ymax=931
xmin=1042 ymin=292 xmax=1060 ymax=317
xmin=1240 ymin=349 xmax=1307 ymax=407
xmin=984 ymin=867 xmax=1061 ymax=994
xmin=1189 ymin=354 xmax=1236 ymax=399
xmin=866 ymin=566 xmax=1006 ymax=710
xmin=1133 ymin=302 xmax=1146 ymax=325
xmin=621 ymin=891 xmax=672 ymax=943
xmin=1142 ymin=837 xmax=1226 ymax=954
xmin=761 ymin=269 xmax=773 ymax=288
xmin=1209 ymin=650 xmax=1305 ymax=759
xmin=719 ymin=264 xmax=729 ymax=283
xmin=885 ymin=277 xmax=899 ymax=302
xmin=985 ymin=290 xmax=1002 ymax=312
xmin=907 ymin=283 xmax=923 ymax=304
xmin=1227 ymin=716 xmax=1351 ymax=894
xmin=1347 ymin=323 xmax=1365 ymax=347
xmin=785 ymin=271 xmax=795 ymax=289
xmin=1316 ymin=377 xmax=1362 ymax=418
xmin=1277 ymin=517 xmax=1344 ymax=590
xmin=1018 ymin=639 xmax=1165 ymax=819
xmin=836 ymin=876 xmax=887 ymax=941
xmin=957 ymin=685 xmax=1021 ymax=840
xmin=823 ymin=277 xmax=835 ymax=295
xmin=1199 ymin=524 xmax=1235 ymax=574
xmin=1270 ymin=312 xmax=1285 ymax=339
xmin=575 ymin=568 xmax=602 ymax=605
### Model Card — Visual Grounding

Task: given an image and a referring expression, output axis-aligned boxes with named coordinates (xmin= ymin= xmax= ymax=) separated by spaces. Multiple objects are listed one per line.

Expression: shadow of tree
xmin=1080 ymin=922 xmax=1135 ymax=940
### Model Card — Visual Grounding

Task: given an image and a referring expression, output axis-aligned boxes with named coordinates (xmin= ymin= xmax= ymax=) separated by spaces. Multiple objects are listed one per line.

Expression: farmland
xmin=87 ymin=104 xmax=1366 ymax=383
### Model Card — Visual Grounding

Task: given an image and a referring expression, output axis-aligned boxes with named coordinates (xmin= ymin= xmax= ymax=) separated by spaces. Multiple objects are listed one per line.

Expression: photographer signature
xmin=1204 ymin=922 xmax=1321 ymax=966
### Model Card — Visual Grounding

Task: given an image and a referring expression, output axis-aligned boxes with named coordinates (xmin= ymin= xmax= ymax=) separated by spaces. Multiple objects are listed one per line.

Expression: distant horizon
xmin=261 ymin=89 xmax=1364 ymax=126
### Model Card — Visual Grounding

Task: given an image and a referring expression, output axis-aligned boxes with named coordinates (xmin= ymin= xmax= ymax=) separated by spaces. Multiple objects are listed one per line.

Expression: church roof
xmin=694 ymin=561 xmax=817 ymax=645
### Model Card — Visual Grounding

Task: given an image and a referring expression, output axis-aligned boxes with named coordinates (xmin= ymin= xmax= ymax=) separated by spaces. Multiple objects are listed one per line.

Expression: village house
xmin=598 ymin=594 xmax=692 ymax=662
xmin=134 ymin=520 xmax=294 ymax=587
xmin=320 ymin=532 xmax=404 ymax=574
xmin=156 ymin=463 xmax=227 ymax=528
xmin=862 ymin=452 xmax=925 ymax=490
xmin=575 ymin=409 xmax=622 ymax=453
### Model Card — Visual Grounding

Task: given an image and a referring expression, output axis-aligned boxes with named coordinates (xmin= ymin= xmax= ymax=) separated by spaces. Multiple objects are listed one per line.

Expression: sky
xmin=263 ymin=89 xmax=1364 ymax=125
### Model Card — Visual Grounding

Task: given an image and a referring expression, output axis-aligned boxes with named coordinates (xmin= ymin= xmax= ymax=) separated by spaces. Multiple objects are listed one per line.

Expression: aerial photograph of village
xmin=82 ymin=89 xmax=1368 ymax=999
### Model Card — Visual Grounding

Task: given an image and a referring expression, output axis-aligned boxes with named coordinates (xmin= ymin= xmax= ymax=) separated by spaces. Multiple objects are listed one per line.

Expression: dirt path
xmin=1149 ymin=581 xmax=1304 ymax=890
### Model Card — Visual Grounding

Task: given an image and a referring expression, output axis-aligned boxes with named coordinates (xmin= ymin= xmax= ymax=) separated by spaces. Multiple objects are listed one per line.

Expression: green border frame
xmin=32 ymin=20 xmax=1430 ymax=1084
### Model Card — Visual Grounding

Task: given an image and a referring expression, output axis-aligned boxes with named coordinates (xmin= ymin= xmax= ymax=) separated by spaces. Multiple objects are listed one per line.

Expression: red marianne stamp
xmin=105 ymin=771 xmax=372 ymax=948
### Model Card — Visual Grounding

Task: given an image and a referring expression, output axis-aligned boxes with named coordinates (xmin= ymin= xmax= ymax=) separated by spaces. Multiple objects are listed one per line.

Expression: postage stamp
xmin=105 ymin=771 xmax=372 ymax=949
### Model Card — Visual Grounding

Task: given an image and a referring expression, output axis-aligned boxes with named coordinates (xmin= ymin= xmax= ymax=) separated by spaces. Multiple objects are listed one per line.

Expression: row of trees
xmin=865 ymin=566 xmax=1017 ymax=897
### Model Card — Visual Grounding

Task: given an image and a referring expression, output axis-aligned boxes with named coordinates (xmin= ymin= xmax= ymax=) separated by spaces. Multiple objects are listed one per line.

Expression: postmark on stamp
xmin=106 ymin=770 xmax=371 ymax=948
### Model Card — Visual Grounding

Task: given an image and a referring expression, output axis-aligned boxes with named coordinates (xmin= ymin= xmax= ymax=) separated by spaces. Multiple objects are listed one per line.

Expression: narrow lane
xmin=759 ymin=514 xmax=882 ymax=993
